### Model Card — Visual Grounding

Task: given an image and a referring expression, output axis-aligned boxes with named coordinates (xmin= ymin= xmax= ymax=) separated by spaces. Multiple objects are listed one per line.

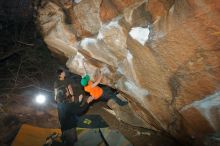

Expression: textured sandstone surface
xmin=36 ymin=0 xmax=220 ymax=143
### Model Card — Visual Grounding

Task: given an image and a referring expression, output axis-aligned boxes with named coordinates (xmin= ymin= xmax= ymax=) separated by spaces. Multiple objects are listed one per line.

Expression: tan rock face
xmin=37 ymin=0 xmax=220 ymax=143
xmin=111 ymin=0 xmax=144 ymax=12
xmin=100 ymin=0 xmax=119 ymax=22
xmin=73 ymin=0 xmax=102 ymax=35
xmin=37 ymin=1 xmax=77 ymax=57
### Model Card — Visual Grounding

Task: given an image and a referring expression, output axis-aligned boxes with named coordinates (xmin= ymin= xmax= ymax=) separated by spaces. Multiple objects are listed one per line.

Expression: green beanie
xmin=80 ymin=75 xmax=90 ymax=86
xmin=81 ymin=78 xmax=88 ymax=86
xmin=84 ymin=75 xmax=90 ymax=81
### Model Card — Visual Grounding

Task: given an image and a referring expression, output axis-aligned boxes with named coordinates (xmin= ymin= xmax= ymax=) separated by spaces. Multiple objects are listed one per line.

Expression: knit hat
xmin=80 ymin=75 xmax=90 ymax=86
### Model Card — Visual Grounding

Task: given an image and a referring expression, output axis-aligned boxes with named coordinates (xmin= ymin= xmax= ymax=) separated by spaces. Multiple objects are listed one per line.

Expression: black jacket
xmin=57 ymin=101 xmax=89 ymax=132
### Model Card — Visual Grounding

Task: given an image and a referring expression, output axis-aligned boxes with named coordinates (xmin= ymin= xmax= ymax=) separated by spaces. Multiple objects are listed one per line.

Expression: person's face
xmin=60 ymin=71 xmax=66 ymax=78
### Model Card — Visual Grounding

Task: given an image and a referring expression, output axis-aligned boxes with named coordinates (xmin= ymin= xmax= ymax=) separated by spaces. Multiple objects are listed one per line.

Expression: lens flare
xmin=35 ymin=94 xmax=46 ymax=104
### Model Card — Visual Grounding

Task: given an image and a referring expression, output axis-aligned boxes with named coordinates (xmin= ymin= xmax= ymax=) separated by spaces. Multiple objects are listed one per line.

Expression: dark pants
xmin=62 ymin=128 xmax=77 ymax=146
xmin=57 ymin=103 xmax=77 ymax=145
xmin=57 ymin=103 xmax=67 ymax=132
xmin=57 ymin=103 xmax=64 ymax=130
xmin=101 ymin=86 xmax=127 ymax=106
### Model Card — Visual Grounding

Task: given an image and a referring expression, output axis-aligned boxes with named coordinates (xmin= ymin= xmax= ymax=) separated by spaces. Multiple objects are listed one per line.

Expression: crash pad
xmin=11 ymin=124 xmax=61 ymax=146
xmin=12 ymin=123 xmax=132 ymax=146
xmin=77 ymin=114 xmax=109 ymax=128
xmin=11 ymin=124 xmax=104 ymax=146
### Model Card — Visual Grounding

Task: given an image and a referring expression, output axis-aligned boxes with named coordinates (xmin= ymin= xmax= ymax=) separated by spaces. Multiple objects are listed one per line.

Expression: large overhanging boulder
xmin=36 ymin=0 xmax=220 ymax=144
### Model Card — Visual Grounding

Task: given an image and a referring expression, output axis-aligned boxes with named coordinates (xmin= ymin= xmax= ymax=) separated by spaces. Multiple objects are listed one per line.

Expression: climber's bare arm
xmin=87 ymin=96 xmax=94 ymax=103
xmin=67 ymin=84 xmax=74 ymax=96
xmin=54 ymin=88 xmax=58 ymax=101
xmin=79 ymin=94 xmax=83 ymax=103
xmin=92 ymin=73 xmax=103 ymax=88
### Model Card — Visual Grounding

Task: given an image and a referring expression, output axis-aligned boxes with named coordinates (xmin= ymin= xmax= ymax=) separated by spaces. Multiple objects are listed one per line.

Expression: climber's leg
xmin=57 ymin=103 xmax=67 ymax=132
xmin=62 ymin=128 xmax=77 ymax=146
xmin=101 ymin=86 xmax=128 ymax=106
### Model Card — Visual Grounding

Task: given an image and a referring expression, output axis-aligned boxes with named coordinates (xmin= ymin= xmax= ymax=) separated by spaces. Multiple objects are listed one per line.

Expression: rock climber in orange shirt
xmin=80 ymin=71 xmax=128 ymax=106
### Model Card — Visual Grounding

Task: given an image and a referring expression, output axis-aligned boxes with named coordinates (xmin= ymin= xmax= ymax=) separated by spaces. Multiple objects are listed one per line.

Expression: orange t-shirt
xmin=84 ymin=81 xmax=103 ymax=100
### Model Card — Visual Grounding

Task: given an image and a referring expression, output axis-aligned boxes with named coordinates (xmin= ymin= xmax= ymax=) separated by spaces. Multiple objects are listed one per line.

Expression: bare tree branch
xmin=0 ymin=48 xmax=24 ymax=62
xmin=17 ymin=41 xmax=34 ymax=46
